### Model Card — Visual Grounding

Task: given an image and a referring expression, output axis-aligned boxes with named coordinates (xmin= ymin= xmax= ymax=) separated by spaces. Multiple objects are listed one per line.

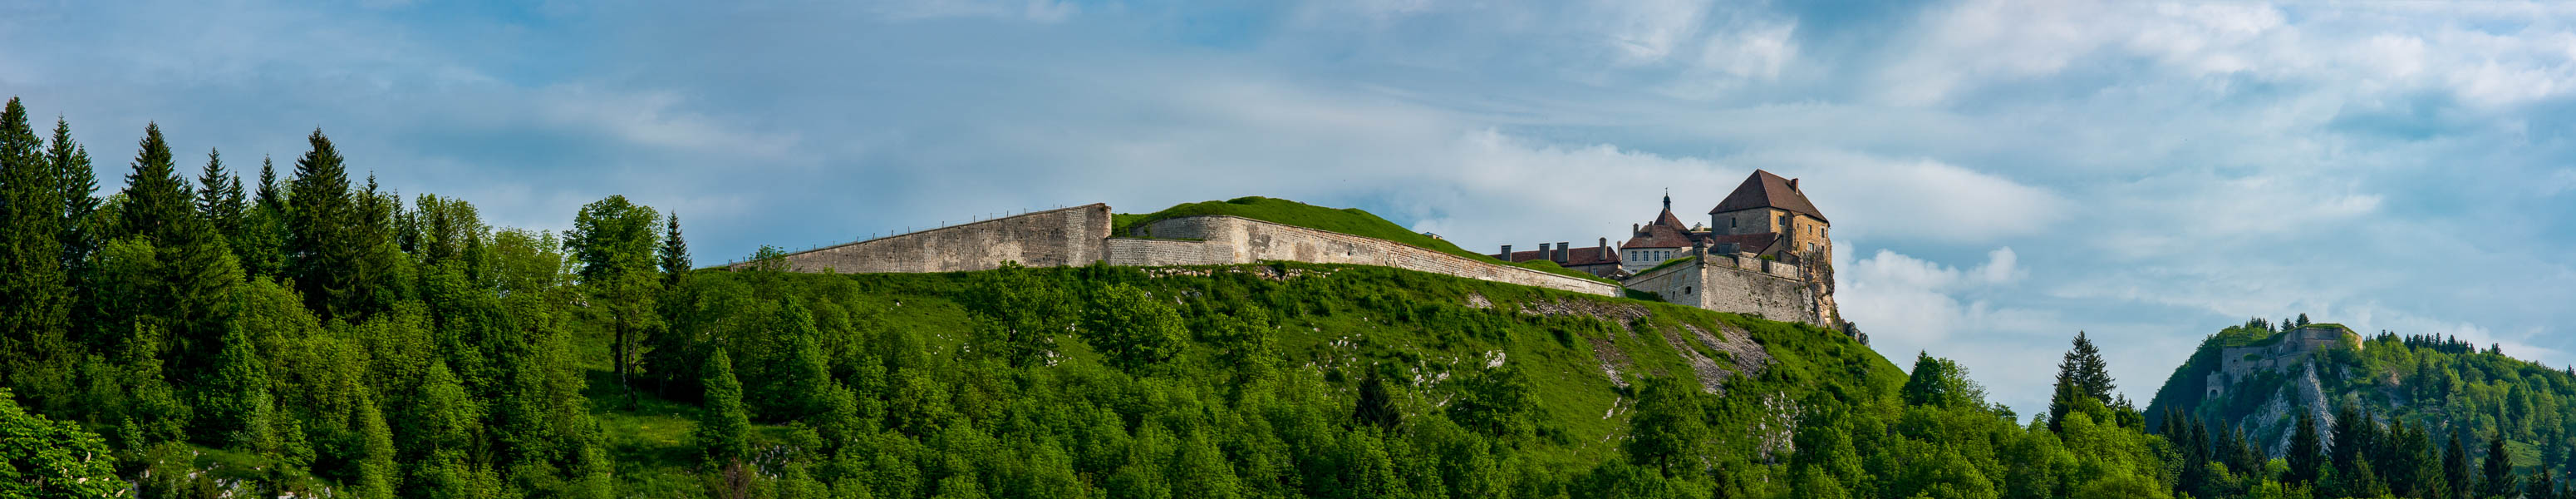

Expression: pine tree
xmin=46 ymin=116 xmax=96 ymax=273
xmin=696 ymin=349 xmax=750 ymax=465
xmin=194 ymin=148 xmax=245 ymax=243
xmin=2287 ymin=411 xmax=2323 ymax=487
xmin=2048 ymin=331 xmax=2115 ymax=432
xmin=1354 ymin=369 xmax=1401 ymax=431
xmin=286 ymin=129 xmax=361 ymax=321
xmin=116 ymin=124 xmax=240 ymax=370
xmin=235 ymin=156 xmax=287 ymax=279
xmin=2487 ymin=429 xmax=2518 ymax=498
xmin=660 ymin=213 xmax=690 ymax=288
xmin=2447 ymin=432 xmax=2474 ymax=499
xmin=0 ymin=98 xmax=72 ymax=409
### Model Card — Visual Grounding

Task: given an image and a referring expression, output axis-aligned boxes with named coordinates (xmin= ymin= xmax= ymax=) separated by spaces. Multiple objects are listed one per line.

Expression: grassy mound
xmin=1113 ymin=196 xmax=1615 ymax=283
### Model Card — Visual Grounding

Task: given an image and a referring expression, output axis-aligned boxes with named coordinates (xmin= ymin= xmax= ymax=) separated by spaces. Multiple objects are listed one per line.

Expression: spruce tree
xmin=2287 ymin=411 xmax=2323 ymax=487
xmin=46 ymin=116 xmax=96 ymax=272
xmin=117 ymin=123 xmax=192 ymax=243
xmin=696 ymin=349 xmax=750 ymax=465
xmin=2448 ymin=432 xmax=2475 ymax=499
xmin=355 ymin=391 xmax=399 ymax=499
xmin=194 ymin=147 xmax=245 ymax=242
xmin=0 ymin=98 xmax=71 ymax=407
xmin=660 ymin=213 xmax=690 ymax=288
xmin=286 ymin=129 xmax=360 ymax=320
xmin=2047 ymin=331 xmax=2115 ymax=432
xmin=2487 ymin=430 xmax=2518 ymax=498
xmin=117 ymin=124 xmax=241 ymax=369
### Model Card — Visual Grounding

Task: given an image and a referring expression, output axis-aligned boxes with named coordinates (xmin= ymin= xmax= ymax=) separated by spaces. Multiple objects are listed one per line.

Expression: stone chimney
xmin=1598 ymin=237 xmax=1609 ymax=256
xmin=1632 ymin=223 xmax=1641 ymax=235
xmin=1499 ymin=245 xmax=1512 ymax=259
xmin=1556 ymin=242 xmax=1571 ymax=262
xmin=1788 ymin=178 xmax=1801 ymax=192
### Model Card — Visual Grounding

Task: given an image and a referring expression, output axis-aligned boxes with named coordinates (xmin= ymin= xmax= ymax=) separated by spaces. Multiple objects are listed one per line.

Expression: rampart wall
xmin=740 ymin=204 xmax=1111 ymax=274
xmin=1625 ymin=252 xmax=1821 ymax=324
xmin=1123 ymin=215 xmax=1620 ymax=296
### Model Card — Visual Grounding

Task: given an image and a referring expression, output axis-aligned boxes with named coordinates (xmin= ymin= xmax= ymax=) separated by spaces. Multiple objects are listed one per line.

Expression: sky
xmin=9 ymin=0 xmax=2576 ymax=415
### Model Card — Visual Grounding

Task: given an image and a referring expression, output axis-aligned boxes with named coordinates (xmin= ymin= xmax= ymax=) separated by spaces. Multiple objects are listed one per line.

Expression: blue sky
xmin=10 ymin=0 xmax=2576 ymax=415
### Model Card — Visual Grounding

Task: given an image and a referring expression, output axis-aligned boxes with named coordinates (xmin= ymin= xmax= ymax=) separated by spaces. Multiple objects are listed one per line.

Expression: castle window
xmin=1684 ymin=286 xmax=1693 ymax=294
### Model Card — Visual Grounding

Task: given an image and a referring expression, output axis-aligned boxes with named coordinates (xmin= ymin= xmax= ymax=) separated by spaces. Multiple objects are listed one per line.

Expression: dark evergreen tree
xmin=285 ymin=129 xmax=364 ymax=321
xmin=696 ymin=349 xmax=750 ymax=465
xmin=2287 ymin=411 xmax=2323 ymax=487
xmin=2448 ymin=432 xmax=2475 ymax=499
xmin=0 ymin=98 xmax=72 ymax=412
xmin=194 ymin=147 xmax=245 ymax=243
xmin=659 ymin=213 xmax=689 ymax=288
xmin=2047 ymin=331 xmax=2115 ymax=432
xmin=1354 ymin=369 xmax=1400 ymax=431
xmin=2487 ymin=429 xmax=2518 ymax=498
xmin=116 ymin=124 xmax=240 ymax=371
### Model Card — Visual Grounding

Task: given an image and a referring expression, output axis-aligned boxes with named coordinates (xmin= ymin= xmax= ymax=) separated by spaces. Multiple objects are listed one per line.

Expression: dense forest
xmin=0 ymin=96 xmax=2564 ymax=498
xmin=2146 ymin=317 xmax=2576 ymax=499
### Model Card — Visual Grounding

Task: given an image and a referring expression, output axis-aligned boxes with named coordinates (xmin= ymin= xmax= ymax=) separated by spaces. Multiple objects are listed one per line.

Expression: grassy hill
xmin=1111 ymin=196 xmax=1617 ymax=284
xmin=611 ymin=260 xmax=1901 ymax=496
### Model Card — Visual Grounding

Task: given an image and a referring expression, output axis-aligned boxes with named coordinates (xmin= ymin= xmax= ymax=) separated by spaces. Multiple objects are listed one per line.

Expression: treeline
xmin=0 ymin=96 xmax=674 ymax=497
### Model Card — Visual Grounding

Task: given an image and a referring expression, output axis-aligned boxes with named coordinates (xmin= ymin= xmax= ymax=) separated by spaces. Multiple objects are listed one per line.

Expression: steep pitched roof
xmin=1709 ymin=170 xmax=1827 ymax=223
xmin=1622 ymin=215 xmax=1698 ymax=249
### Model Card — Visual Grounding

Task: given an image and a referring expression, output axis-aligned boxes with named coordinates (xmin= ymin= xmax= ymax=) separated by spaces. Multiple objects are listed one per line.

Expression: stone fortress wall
xmin=1622 ymin=251 xmax=1822 ymax=325
xmin=741 ymin=204 xmax=1619 ymax=297
xmin=745 ymin=204 xmax=1112 ymax=274
xmin=2203 ymin=325 xmax=2360 ymax=398
xmin=1113 ymin=215 xmax=1620 ymax=296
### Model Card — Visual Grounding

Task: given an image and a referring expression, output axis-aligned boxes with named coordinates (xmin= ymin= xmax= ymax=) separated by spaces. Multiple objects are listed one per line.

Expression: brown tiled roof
xmin=1622 ymin=221 xmax=1696 ymax=249
xmin=1491 ymin=245 xmax=1621 ymax=266
xmin=1709 ymin=170 xmax=1826 ymax=223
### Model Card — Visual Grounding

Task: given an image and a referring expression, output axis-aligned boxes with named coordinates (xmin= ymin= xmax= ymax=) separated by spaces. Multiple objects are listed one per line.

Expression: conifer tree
xmin=0 ymin=98 xmax=72 ymax=408
xmin=2447 ymin=432 xmax=2474 ymax=499
xmin=2047 ymin=331 xmax=2115 ymax=432
xmin=117 ymin=124 xmax=240 ymax=368
xmin=194 ymin=147 xmax=245 ymax=242
xmin=2287 ymin=411 xmax=2323 ymax=487
xmin=660 ymin=213 xmax=689 ymax=288
xmin=2487 ymin=429 xmax=2518 ymax=498
xmin=696 ymin=349 xmax=750 ymax=465
xmin=117 ymin=123 xmax=191 ymax=244
xmin=286 ymin=129 xmax=361 ymax=320
xmin=46 ymin=116 xmax=96 ymax=273
xmin=204 ymin=323 xmax=271 ymax=447
xmin=235 ymin=156 xmax=287 ymax=279
xmin=355 ymin=391 xmax=399 ymax=499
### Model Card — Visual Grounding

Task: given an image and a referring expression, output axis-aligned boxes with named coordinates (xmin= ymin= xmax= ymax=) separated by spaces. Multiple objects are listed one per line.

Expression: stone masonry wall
xmin=1626 ymin=253 xmax=1820 ymax=325
xmin=1127 ymin=215 xmax=1619 ymax=296
xmin=742 ymin=204 xmax=1111 ymax=274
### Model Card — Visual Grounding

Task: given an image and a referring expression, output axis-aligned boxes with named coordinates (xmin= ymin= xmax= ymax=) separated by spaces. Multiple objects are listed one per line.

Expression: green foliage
xmin=696 ymin=350 xmax=750 ymax=465
xmin=1900 ymin=351 xmax=1987 ymax=408
xmin=1080 ymin=282 xmax=1186 ymax=374
xmin=0 ymin=98 xmax=75 ymax=414
xmin=568 ymin=195 xmax=662 ymax=404
xmin=0 ymin=388 xmax=128 ymax=497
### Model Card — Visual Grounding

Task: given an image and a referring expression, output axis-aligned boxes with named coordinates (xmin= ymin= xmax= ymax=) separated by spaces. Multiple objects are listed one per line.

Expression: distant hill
xmin=2146 ymin=319 xmax=2576 ymax=496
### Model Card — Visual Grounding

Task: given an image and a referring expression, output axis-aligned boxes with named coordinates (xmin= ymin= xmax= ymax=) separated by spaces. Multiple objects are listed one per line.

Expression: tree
xmin=0 ymin=388 xmax=128 ymax=498
xmin=2447 ymin=432 xmax=2474 ymax=499
xmin=659 ymin=213 xmax=690 ymax=288
xmin=1449 ymin=363 xmax=1536 ymax=440
xmin=286 ymin=129 xmax=363 ymax=320
xmin=1079 ymin=283 xmax=1184 ymax=373
xmin=696 ymin=349 xmax=750 ymax=465
xmin=355 ymin=391 xmax=400 ymax=499
xmin=1625 ymin=376 xmax=1706 ymax=479
xmin=1902 ymin=351 xmax=1987 ymax=408
xmin=0 ymin=98 xmax=72 ymax=408
xmin=565 ymin=195 xmax=661 ymax=404
xmin=44 ymin=116 xmax=96 ymax=273
xmin=1354 ymin=369 xmax=1401 ymax=431
xmin=116 ymin=123 xmax=241 ymax=370
xmin=2286 ymin=411 xmax=2323 ymax=487
xmin=2049 ymin=331 xmax=2115 ymax=432
xmin=194 ymin=147 xmax=246 ymax=245
xmin=2486 ymin=429 xmax=2517 ymax=498
xmin=235 ymin=156 xmax=287 ymax=279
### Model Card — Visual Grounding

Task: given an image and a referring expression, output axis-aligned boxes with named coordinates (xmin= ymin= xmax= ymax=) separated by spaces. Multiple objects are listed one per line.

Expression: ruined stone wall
xmin=742 ymin=204 xmax=1111 ymax=274
xmin=1626 ymin=253 xmax=1821 ymax=325
xmin=1127 ymin=215 xmax=1619 ymax=296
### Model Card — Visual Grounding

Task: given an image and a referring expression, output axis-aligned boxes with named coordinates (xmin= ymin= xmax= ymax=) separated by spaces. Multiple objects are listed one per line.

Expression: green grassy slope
xmin=1112 ymin=197 xmax=1618 ymax=283
xmin=611 ymin=262 xmax=1900 ymax=494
